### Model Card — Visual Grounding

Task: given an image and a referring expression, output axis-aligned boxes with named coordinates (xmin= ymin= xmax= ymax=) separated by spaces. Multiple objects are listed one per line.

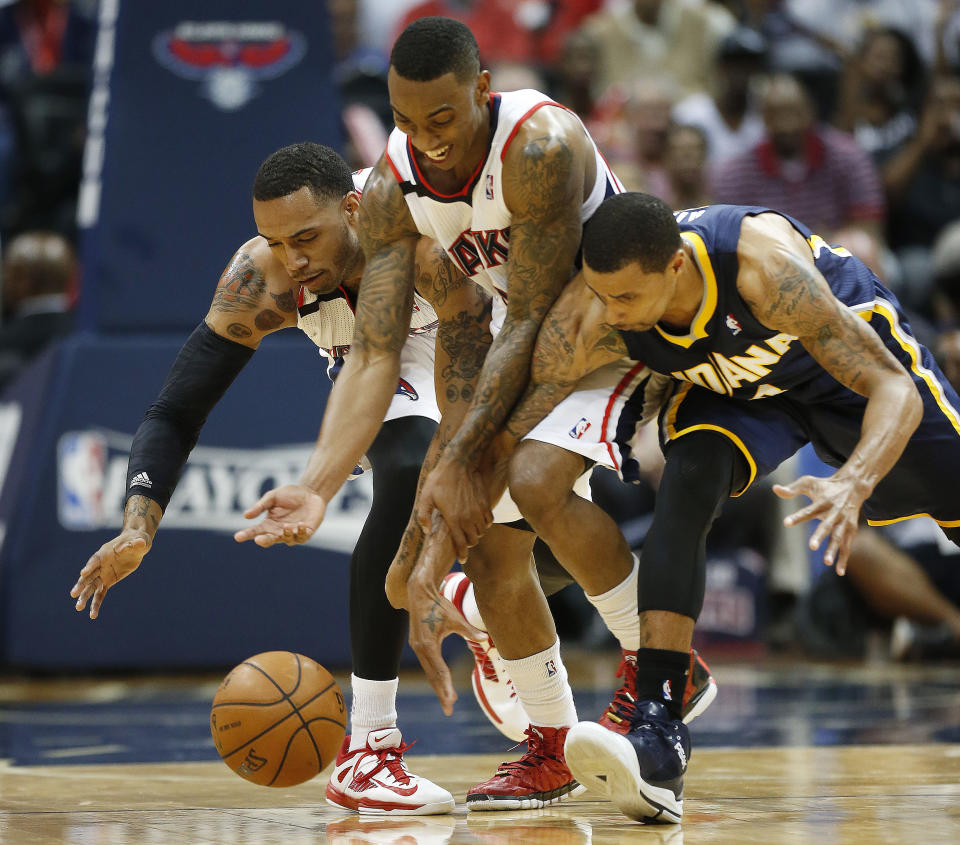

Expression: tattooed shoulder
xmin=212 ymin=250 xmax=268 ymax=315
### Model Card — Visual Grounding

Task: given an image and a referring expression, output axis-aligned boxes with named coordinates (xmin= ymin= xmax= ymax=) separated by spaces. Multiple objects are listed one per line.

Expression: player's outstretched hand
xmin=70 ymin=530 xmax=151 ymax=619
xmin=416 ymin=458 xmax=492 ymax=559
xmin=234 ymin=484 xmax=327 ymax=547
xmin=406 ymin=526 xmax=485 ymax=716
xmin=774 ymin=472 xmax=871 ymax=575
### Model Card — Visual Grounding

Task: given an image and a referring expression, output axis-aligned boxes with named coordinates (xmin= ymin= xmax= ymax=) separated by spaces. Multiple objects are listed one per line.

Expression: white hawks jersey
xmin=296 ymin=167 xmax=440 ymax=374
xmin=384 ymin=89 xmax=624 ymax=329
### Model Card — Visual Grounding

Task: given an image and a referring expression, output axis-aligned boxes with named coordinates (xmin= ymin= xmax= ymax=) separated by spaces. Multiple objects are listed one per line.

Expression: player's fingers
xmin=832 ymin=522 xmax=857 ymax=575
xmin=77 ymin=550 xmax=104 ymax=580
xmin=254 ymin=532 xmax=280 ymax=548
xmin=773 ymin=476 xmax=818 ymax=501
xmin=444 ymin=607 xmax=486 ymax=643
xmin=415 ymin=641 xmax=457 ymax=716
xmin=234 ymin=523 xmax=274 ymax=543
xmin=785 ymin=498 xmax=830 ymax=527
xmin=75 ymin=582 xmax=96 ymax=611
xmin=808 ymin=510 xmax=838 ymax=550
xmin=89 ymin=584 xmax=107 ymax=620
xmin=70 ymin=573 xmax=91 ymax=598
xmin=243 ymin=490 xmax=277 ymax=519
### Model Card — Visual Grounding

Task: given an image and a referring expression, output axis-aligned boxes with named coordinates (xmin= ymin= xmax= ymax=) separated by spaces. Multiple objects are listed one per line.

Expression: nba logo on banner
xmin=569 ymin=417 xmax=591 ymax=439
xmin=153 ymin=21 xmax=307 ymax=111
xmin=57 ymin=432 xmax=108 ymax=529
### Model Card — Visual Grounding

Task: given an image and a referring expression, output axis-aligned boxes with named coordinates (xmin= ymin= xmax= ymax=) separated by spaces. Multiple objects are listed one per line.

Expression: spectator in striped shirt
xmin=711 ymin=73 xmax=886 ymax=264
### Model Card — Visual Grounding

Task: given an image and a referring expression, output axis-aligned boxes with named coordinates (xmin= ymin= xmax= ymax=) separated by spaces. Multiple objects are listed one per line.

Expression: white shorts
xmin=324 ymin=330 xmax=441 ymax=426
xmin=523 ymin=359 xmax=670 ymax=478
xmin=489 ymin=360 xmax=670 ymax=523
xmin=383 ymin=330 xmax=441 ymax=424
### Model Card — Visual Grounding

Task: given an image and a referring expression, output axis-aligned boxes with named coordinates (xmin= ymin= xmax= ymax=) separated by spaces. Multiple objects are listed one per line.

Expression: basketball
xmin=210 ymin=651 xmax=346 ymax=787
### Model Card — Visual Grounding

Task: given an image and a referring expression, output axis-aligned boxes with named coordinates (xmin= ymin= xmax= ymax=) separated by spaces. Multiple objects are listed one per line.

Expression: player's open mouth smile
xmin=424 ymin=144 xmax=451 ymax=162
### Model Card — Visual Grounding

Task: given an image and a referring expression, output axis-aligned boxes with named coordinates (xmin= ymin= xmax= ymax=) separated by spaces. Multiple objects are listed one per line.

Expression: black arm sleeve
xmin=125 ymin=322 xmax=255 ymax=511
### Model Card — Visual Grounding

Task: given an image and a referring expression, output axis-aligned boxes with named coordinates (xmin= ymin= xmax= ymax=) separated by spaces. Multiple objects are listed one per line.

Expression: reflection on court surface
xmin=2 ymin=654 xmax=958 ymax=843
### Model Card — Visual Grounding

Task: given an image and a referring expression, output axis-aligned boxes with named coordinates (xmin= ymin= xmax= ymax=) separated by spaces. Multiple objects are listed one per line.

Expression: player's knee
xmin=462 ymin=545 xmax=530 ymax=591
xmin=508 ymin=441 xmax=574 ymax=524
xmin=662 ymin=432 xmax=744 ymax=517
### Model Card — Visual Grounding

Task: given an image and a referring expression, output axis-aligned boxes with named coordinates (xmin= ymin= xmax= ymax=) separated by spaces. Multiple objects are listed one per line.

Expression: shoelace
xmin=602 ymin=655 xmax=639 ymax=725
xmin=351 ymin=740 xmax=416 ymax=788
xmin=494 ymin=728 xmax=563 ymax=778
xmin=465 ymin=637 xmax=499 ymax=682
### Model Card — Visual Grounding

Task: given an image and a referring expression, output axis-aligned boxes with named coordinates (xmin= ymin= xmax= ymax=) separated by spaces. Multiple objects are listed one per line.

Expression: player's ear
xmin=475 ymin=70 xmax=491 ymax=104
xmin=342 ymin=191 xmax=361 ymax=222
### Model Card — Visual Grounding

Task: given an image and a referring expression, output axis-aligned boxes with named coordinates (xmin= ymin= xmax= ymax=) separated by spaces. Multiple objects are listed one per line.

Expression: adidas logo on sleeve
xmin=130 ymin=472 xmax=153 ymax=489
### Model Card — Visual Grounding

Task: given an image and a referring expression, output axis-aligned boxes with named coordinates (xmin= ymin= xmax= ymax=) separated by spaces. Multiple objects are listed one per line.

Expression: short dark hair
xmin=582 ymin=193 xmax=682 ymax=274
xmin=252 ymin=142 xmax=354 ymax=203
xmin=390 ymin=17 xmax=480 ymax=82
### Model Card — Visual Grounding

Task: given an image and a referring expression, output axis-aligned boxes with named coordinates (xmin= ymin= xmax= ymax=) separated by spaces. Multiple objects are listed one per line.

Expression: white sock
xmin=349 ymin=674 xmax=398 ymax=750
xmin=585 ymin=553 xmax=640 ymax=651
xmin=501 ymin=640 xmax=577 ymax=728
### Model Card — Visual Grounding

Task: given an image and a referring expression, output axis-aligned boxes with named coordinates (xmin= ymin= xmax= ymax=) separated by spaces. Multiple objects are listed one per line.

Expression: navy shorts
xmin=658 ymin=355 xmax=960 ymax=528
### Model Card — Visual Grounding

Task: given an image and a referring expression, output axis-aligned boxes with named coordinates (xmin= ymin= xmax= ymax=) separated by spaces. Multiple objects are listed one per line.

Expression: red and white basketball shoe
xmin=325 ymin=729 xmax=455 ymax=815
xmin=598 ymin=648 xmax=717 ymax=734
xmin=466 ymin=725 xmax=579 ymax=811
xmin=441 ymin=572 xmax=529 ymax=742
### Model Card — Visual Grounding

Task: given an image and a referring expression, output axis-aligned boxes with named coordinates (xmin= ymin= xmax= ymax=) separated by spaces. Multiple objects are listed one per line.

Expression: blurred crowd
xmin=1 ymin=0 xmax=959 ymax=662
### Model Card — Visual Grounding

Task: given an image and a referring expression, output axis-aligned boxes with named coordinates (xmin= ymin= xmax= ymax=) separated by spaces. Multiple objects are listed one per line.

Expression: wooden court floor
xmin=1 ymin=657 xmax=959 ymax=843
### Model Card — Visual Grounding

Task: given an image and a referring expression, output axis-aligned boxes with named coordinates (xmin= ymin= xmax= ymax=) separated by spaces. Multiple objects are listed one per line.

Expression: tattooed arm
xmin=384 ymin=240 xmax=492 ymax=715
xmin=737 ymin=213 xmax=922 ymax=573
xmin=295 ymin=157 xmax=421 ymax=501
xmin=237 ymin=157 xmax=423 ymax=546
xmin=73 ymin=241 xmax=293 ymax=617
xmin=415 ymin=108 xmax=592 ymax=557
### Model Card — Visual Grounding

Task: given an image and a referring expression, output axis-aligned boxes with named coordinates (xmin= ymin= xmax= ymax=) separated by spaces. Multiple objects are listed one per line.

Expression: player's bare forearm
xmin=300 ymin=351 xmax=403 ymax=501
xmin=300 ymin=159 xmax=420 ymax=502
xmin=740 ymin=216 xmax=922 ymax=492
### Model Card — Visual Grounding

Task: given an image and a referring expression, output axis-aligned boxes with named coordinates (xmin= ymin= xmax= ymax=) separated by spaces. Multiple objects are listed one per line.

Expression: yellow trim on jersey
xmin=661 ymin=382 xmax=757 ymax=496
xmin=655 ymin=232 xmax=718 ymax=349
xmin=871 ymin=298 xmax=960 ymax=436
xmin=867 ymin=514 xmax=960 ymax=528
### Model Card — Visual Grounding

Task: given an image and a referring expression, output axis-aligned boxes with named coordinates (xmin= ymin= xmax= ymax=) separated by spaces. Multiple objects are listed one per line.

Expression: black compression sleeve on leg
xmin=349 ymin=415 xmax=436 ymax=680
xmin=639 ymin=431 xmax=750 ymax=619
xmin=125 ymin=322 xmax=254 ymax=511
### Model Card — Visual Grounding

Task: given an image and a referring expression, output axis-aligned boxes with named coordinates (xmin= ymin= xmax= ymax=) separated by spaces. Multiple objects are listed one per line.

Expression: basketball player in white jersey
xmin=237 ymin=20 xmax=715 ymax=810
xmin=69 ymin=142 xmax=490 ymax=816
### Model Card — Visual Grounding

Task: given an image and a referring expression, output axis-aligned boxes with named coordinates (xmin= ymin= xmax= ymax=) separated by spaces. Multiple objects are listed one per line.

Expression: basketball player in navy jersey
xmin=482 ymin=191 xmax=960 ymax=823
xmin=69 ymin=142 xmax=493 ymax=816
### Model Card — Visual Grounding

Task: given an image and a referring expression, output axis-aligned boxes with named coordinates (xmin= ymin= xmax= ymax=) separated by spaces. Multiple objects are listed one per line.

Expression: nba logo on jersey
xmin=396 ymin=377 xmax=419 ymax=401
xmin=725 ymin=313 xmax=743 ymax=335
xmin=485 ymin=173 xmax=494 ymax=200
xmin=545 ymin=660 xmax=557 ymax=677
xmin=569 ymin=417 xmax=591 ymax=439
xmin=57 ymin=431 xmax=107 ymax=529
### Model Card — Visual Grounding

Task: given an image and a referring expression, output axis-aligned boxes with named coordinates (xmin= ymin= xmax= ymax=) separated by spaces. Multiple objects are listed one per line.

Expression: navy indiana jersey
xmin=616 ymin=204 xmax=960 ymax=527
xmin=618 ymin=204 xmax=911 ymax=404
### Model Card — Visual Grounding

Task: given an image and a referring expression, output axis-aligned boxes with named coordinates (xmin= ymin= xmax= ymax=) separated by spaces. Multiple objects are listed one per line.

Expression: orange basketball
xmin=210 ymin=651 xmax=346 ymax=787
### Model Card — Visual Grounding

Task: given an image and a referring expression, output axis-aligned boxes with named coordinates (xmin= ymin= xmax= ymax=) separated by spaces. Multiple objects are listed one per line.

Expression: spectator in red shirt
xmin=392 ymin=2 xmax=602 ymax=68
xmin=712 ymin=73 xmax=886 ymax=251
